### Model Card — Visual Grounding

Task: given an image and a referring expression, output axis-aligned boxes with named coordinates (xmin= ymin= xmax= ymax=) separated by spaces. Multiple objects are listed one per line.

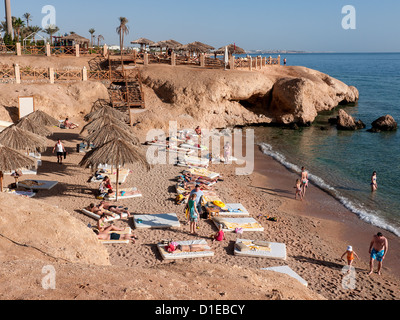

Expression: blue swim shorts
xmin=371 ymin=248 xmax=385 ymax=262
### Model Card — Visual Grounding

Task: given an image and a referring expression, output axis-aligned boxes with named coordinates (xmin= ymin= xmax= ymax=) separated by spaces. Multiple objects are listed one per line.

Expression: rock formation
xmin=369 ymin=115 xmax=398 ymax=132
xmin=335 ymin=109 xmax=366 ymax=130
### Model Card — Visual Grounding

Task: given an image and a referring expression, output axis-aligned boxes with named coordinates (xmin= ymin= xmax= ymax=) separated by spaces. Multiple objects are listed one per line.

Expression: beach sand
xmin=3 ymin=125 xmax=399 ymax=300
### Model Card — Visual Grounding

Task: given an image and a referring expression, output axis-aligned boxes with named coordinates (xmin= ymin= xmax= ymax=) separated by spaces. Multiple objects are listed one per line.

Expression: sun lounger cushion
xmin=18 ymin=180 xmax=58 ymax=190
xmin=81 ymin=208 xmax=128 ymax=222
xmin=157 ymin=239 xmax=214 ymax=260
xmin=234 ymin=239 xmax=287 ymax=260
xmin=104 ymin=187 xmax=142 ymax=200
xmin=213 ymin=218 xmax=264 ymax=232
xmin=99 ymin=227 xmax=132 ymax=244
xmin=217 ymin=203 xmax=249 ymax=216
xmin=133 ymin=213 xmax=181 ymax=229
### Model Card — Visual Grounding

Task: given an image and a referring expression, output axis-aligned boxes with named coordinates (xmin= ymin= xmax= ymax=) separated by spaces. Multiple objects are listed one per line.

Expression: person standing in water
xmin=301 ymin=167 xmax=309 ymax=198
xmin=371 ymin=171 xmax=378 ymax=192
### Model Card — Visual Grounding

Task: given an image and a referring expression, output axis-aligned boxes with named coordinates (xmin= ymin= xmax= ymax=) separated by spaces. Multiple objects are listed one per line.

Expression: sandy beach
xmin=2 ymin=124 xmax=399 ymax=300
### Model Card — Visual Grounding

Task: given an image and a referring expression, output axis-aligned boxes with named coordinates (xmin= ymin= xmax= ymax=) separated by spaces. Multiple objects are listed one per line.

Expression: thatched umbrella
xmin=0 ymin=145 xmax=35 ymax=192
xmin=24 ymin=110 xmax=60 ymax=127
xmin=215 ymin=44 xmax=246 ymax=55
xmin=83 ymin=123 xmax=140 ymax=147
xmin=79 ymin=138 xmax=150 ymax=201
xmin=0 ymin=126 xmax=48 ymax=153
xmin=178 ymin=41 xmax=215 ymax=53
xmin=15 ymin=117 xmax=52 ymax=137
xmin=131 ymin=37 xmax=155 ymax=51
xmin=84 ymin=105 xmax=128 ymax=123
xmin=81 ymin=114 xmax=130 ymax=135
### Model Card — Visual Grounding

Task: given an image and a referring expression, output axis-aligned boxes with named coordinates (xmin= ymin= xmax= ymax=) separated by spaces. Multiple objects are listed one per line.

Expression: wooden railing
xmin=0 ymin=45 xmax=16 ymax=55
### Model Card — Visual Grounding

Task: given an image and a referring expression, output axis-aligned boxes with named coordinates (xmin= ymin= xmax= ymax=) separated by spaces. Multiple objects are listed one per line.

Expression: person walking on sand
xmin=341 ymin=245 xmax=359 ymax=270
xmin=301 ymin=167 xmax=309 ymax=198
xmin=52 ymin=139 xmax=66 ymax=164
xmin=295 ymin=179 xmax=303 ymax=201
xmin=368 ymin=232 xmax=388 ymax=276
xmin=186 ymin=193 xmax=200 ymax=235
xmin=371 ymin=171 xmax=378 ymax=192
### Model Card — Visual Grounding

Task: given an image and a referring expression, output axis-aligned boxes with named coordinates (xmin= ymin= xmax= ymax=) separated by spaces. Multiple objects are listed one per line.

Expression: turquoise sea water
xmin=247 ymin=53 xmax=400 ymax=236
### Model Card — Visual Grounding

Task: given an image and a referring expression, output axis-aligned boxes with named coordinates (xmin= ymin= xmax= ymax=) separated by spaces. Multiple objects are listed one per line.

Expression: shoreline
xmin=251 ymin=143 xmax=400 ymax=278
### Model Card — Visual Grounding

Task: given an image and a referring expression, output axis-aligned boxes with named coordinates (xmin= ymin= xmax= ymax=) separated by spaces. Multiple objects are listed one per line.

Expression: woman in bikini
xmin=371 ymin=171 xmax=378 ymax=192
xmin=301 ymin=167 xmax=309 ymax=198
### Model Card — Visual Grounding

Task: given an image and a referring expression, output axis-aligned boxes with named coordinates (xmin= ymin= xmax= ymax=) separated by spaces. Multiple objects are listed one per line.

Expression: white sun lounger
xmin=133 ymin=213 xmax=181 ymax=229
xmin=5 ymin=188 xmax=36 ymax=198
xmin=234 ymin=239 xmax=287 ymax=260
xmin=157 ymin=239 xmax=214 ymax=260
xmin=261 ymin=266 xmax=307 ymax=287
xmin=104 ymin=187 xmax=142 ymax=200
xmin=18 ymin=180 xmax=58 ymax=190
xmin=81 ymin=208 xmax=128 ymax=222
xmin=99 ymin=227 xmax=132 ymax=244
xmin=213 ymin=217 xmax=264 ymax=232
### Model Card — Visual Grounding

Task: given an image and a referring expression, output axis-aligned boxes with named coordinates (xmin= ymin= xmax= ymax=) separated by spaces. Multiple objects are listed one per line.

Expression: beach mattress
xmin=234 ymin=239 xmax=286 ymax=260
xmin=81 ymin=208 xmax=128 ymax=222
xmin=5 ymin=189 xmax=36 ymax=198
xmin=157 ymin=239 xmax=214 ymax=260
xmin=261 ymin=266 xmax=307 ymax=287
xmin=18 ymin=180 xmax=58 ymax=190
xmin=133 ymin=213 xmax=181 ymax=229
xmin=105 ymin=187 xmax=142 ymax=200
xmin=218 ymin=203 xmax=250 ymax=216
xmin=213 ymin=218 xmax=264 ymax=232
xmin=90 ymin=168 xmax=130 ymax=184
xmin=99 ymin=227 xmax=132 ymax=244
xmin=179 ymin=143 xmax=208 ymax=151
xmin=185 ymin=168 xmax=220 ymax=180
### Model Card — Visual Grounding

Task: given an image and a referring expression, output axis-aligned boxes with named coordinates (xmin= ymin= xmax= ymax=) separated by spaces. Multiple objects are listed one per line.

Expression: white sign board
xmin=18 ymin=96 xmax=35 ymax=119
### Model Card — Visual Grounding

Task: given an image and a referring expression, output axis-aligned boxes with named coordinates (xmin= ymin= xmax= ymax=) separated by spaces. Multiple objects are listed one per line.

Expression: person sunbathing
xmin=97 ymin=214 xmax=126 ymax=233
xmin=64 ymin=118 xmax=78 ymax=129
xmin=94 ymin=228 xmax=137 ymax=243
xmin=99 ymin=200 xmax=131 ymax=217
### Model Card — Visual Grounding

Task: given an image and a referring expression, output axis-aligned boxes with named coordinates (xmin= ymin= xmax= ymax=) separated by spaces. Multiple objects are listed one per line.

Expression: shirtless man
xmin=301 ymin=167 xmax=309 ymax=198
xmin=99 ymin=200 xmax=132 ymax=217
xmin=368 ymin=232 xmax=388 ymax=276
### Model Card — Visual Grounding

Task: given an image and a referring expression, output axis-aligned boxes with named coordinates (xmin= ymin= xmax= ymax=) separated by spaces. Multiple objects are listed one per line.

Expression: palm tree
xmin=13 ymin=17 xmax=25 ymax=42
xmin=23 ymin=13 xmax=32 ymax=27
xmin=89 ymin=28 xmax=95 ymax=47
xmin=97 ymin=34 xmax=104 ymax=47
xmin=27 ymin=25 xmax=42 ymax=43
xmin=5 ymin=0 xmax=13 ymax=39
xmin=43 ymin=24 xmax=59 ymax=45
xmin=116 ymin=17 xmax=129 ymax=54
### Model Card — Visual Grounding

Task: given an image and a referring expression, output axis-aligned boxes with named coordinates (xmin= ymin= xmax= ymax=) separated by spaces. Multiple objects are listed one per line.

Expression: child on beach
xmin=295 ymin=179 xmax=303 ymax=201
xmin=341 ymin=245 xmax=359 ymax=269
xmin=212 ymin=224 xmax=225 ymax=244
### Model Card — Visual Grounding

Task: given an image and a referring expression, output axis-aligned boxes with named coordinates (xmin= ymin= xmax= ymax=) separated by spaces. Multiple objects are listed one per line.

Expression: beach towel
xmin=213 ymin=217 xmax=264 ymax=232
xmin=261 ymin=266 xmax=307 ymax=287
xmin=217 ymin=203 xmax=250 ymax=216
xmin=186 ymin=168 xmax=220 ymax=180
xmin=157 ymin=239 xmax=214 ymax=260
xmin=133 ymin=213 xmax=181 ymax=229
xmin=234 ymin=239 xmax=287 ymax=260
xmin=102 ymin=187 xmax=142 ymax=200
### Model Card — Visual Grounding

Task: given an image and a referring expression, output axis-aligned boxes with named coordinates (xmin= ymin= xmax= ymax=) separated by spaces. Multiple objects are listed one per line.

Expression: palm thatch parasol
xmin=83 ymin=123 xmax=140 ymax=147
xmin=215 ymin=44 xmax=246 ymax=55
xmin=0 ymin=126 xmax=49 ymax=153
xmin=0 ymin=145 xmax=35 ymax=192
xmin=131 ymin=37 xmax=155 ymax=46
xmin=178 ymin=41 xmax=215 ymax=53
xmin=24 ymin=110 xmax=60 ymax=127
xmin=81 ymin=114 xmax=130 ymax=135
xmin=79 ymin=138 xmax=150 ymax=201
xmin=84 ymin=105 xmax=128 ymax=123
xmin=15 ymin=117 xmax=52 ymax=137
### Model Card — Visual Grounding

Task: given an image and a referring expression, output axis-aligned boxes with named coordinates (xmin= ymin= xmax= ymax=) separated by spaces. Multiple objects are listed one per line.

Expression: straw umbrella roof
xmin=84 ymin=105 xmax=128 ymax=123
xmin=178 ymin=41 xmax=215 ymax=53
xmin=61 ymin=33 xmax=90 ymax=45
xmin=0 ymin=144 xmax=35 ymax=191
xmin=15 ymin=118 xmax=52 ymax=137
xmin=81 ymin=114 xmax=129 ymax=135
xmin=0 ymin=126 xmax=48 ymax=153
xmin=215 ymin=44 xmax=246 ymax=55
xmin=83 ymin=123 xmax=140 ymax=147
xmin=151 ymin=39 xmax=182 ymax=49
xmin=0 ymin=145 xmax=35 ymax=172
xmin=131 ymin=38 xmax=155 ymax=46
xmin=24 ymin=110 xmax=59 ymax=127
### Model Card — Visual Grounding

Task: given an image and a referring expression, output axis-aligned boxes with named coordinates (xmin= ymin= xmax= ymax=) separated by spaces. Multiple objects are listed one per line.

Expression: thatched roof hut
xmin=131 ymin=38 xmax=155 ymax=46
xmin=0 ymin=126 xmax=48 ymax=153
xmin=0 ymin=145 xmax=35 ymax=191
xmin=215 ymin=44 xmax=246 ymax=55
xmin=80 ymin=138 xmax=150 ymax=201
xmin=178 ymin=41 xmax=215 ymax=53
xmin=15 ymin=118 xmax=52 ymax=137
xmin=83 ymin=123 xmax=140 ymax=147
xmin=61 ymin=33 xmax=90 ymax=46
xmin=84 ymin=105 xmax=128 ymax=123
xmin=81 ymin=114 xmax=129 ymax=135
xmin=24 ymin=110 xmax=59 ymax=127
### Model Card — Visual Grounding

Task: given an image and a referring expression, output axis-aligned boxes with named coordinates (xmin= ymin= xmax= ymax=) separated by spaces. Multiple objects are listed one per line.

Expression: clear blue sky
xmin=3 ymin=0 xmax=400 ymax=52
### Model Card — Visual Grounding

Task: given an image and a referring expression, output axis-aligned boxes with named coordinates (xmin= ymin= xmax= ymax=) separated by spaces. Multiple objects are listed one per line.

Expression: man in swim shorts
xmin=368 ymin=232 xmax=388 ymax=276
